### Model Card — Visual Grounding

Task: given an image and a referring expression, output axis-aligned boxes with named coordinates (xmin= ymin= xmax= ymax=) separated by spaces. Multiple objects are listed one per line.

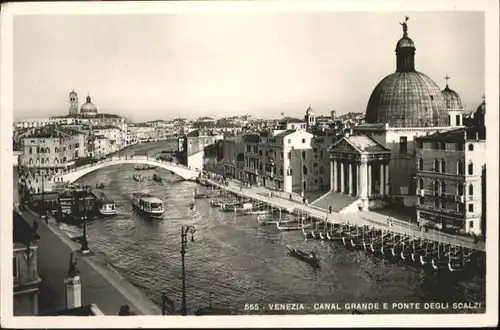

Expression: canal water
xmin=21 ymin=142 xmax=487 ymax=315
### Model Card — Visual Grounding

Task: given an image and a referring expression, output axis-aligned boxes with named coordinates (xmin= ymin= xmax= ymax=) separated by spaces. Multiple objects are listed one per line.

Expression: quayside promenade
xmin=203 ymin=178 xmax=485 ymax=252
xmin=14 ymin=204 xmax=161 ymax=315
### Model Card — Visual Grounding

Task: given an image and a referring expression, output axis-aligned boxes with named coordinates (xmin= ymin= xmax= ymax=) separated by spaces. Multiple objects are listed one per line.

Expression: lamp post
xmin=80 ymin=195 xmax=90 ymax=254
xmin=180 ymin=225 xmax=196 ymax=316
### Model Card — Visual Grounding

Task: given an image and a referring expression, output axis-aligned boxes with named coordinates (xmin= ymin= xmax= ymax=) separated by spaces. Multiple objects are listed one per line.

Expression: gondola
xmin=287 ymin=245 xmax=321 ymax=268
xmin=153 ymin=174 xmax=162 ymax=182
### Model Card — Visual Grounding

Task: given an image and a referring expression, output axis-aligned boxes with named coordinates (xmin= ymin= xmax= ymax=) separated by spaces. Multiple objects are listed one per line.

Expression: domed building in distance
xmin=80 ymin=94 xmax=98 ymax=116
xmin=329 ymin=17 xmax=456 ymax=211
xmin=441 ymin=75 xmax=465 ymax=127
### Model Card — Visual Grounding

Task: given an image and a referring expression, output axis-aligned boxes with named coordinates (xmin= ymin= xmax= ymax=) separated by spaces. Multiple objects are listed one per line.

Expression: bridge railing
xmin=54 ymin=155 xmax=198 ymax=177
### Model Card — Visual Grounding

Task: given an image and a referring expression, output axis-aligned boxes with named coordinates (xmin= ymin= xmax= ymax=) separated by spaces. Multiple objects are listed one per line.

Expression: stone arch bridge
xmin=52 ymin=155 xmax=200 ymax=183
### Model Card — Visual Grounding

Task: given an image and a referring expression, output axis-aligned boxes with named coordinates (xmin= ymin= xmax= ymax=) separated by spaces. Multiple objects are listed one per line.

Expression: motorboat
xmin=132 ymin=192 xmax=165 ymax=219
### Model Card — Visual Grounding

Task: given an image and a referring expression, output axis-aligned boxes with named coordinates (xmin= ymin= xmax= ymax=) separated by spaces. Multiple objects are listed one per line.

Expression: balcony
xmin=417 ymin=203 xmax=465 ymax=217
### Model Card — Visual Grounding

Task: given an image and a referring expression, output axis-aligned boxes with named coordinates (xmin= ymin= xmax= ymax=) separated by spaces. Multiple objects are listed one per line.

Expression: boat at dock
xmin=133 ymin=174 xmax=145 ymax=182
xmin=132 ymin=192 xmax=165 ymax=219
xmin=276 ymin=220 xmax=302 ymax=231
xmin=257 ymin=214 xmax=280 ymax=225
xmin=153 ymin=174 xmax=162 ymax=182
xmin=286 ymin=245 xmax=321 ymax=268
xmin=91 ymin=190 xmax=117 ymax=216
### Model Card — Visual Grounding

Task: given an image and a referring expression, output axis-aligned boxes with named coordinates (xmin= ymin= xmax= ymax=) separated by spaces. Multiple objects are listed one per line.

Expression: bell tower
xmin=69 ymin=90 xmax=79 ymax=115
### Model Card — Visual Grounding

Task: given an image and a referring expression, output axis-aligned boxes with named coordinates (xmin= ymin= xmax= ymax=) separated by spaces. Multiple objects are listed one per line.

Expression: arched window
xmin=457 ymin=183 xmax=464 ymax=195
xmin=36 ymin=146 xmax=40 ymax=153
xmin=36 ymin=158 xmax=40 ymax=165
xmin=434 ymin=159 xmax=439 ymax=172
xmin=418 ymin=178 xmax=424 ymax=189
xmin=54 ymin=158 xmax=59 ymax=164
xmin=440 ymin=159 xmax=446 ymax=173
xmin=319 ymin=166 xmax=324 ymax=174
xmin=434 ymin=180 xmax=440 ymax=193
xmin=468 ymin=162 xmax=473 ymax=175
xmin=468 ymin=144 xmax=474 ymax=151
xmin=441 ymin=181 xmax=446 ymax=194
xmin=46 ymin=158 xmax=49 ymax=164
xmin=41 ymin=158 xmax=44 ymax=164
xmin=457 ymin=161 xmax=464 ymax=175
xmin=29 ymin=147 xmax=32 ymax=154
xmin=303 ymin=165 xmax=308 ymax=175
xmin=45 ymin=148 xmax=50 ymax=154
xmin=469 ymin=184 xmax=474 ymax=196
xmin=418 ymin=158 xmax=423 ymax=170
xmin=29 ymin=158 xmax=33 ymax=165
xmin=63 ymin=157 xmax=67 ymax=163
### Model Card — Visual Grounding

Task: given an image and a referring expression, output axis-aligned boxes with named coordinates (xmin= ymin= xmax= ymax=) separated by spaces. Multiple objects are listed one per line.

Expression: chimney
xmin=65 ymin=252 xmax=82 ymax=309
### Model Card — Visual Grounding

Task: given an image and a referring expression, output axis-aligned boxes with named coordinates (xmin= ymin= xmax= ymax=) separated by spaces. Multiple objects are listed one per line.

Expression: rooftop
xmin=23 ymin=125 xmax=83 ymax=139
xmin=345 ymin=134 xmax=390 ymax=153
xmin=92 ymin=125 xmax=121 ymax=130
xmin=416 ymin=127 xmax=486 ymax=142
xmin=274 ymin=129 xmax=297 ymax=138
xmin=279 ymin=117 xmax=305 ymax=124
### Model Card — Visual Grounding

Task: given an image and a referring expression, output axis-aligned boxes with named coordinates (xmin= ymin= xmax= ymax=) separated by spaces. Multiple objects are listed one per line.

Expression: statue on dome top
xmin=400 ymin=16 xmax=409 ymax=36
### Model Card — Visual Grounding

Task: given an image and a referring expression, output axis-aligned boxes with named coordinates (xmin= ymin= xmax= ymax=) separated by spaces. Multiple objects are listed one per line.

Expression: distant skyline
xmin=14 ymin=12 xmax=484 ymax=122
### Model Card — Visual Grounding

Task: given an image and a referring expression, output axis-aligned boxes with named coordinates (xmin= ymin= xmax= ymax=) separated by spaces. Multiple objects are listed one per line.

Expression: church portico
xmin=329 ymin=135 xmax=391 ymax=211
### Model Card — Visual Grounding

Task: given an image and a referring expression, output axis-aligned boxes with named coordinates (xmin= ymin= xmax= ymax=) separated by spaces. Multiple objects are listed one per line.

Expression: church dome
xmin=476 ymin=99 xmax=486 ymax=115
xmin=442 ymin=85 xmax=463 ymax=111
xmin=364 ymin=17 xmax=449 ymax=128
xmin=80 ymin=95 xmax=98 ymax=115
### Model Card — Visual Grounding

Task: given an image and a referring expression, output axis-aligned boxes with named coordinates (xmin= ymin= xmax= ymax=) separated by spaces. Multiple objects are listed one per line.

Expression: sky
xmin=13 ymin=11 xmax=484 ymax=122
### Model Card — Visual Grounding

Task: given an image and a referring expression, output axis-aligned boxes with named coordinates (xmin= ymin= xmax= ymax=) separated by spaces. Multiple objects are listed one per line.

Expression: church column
xmin=331 ymin=160 xmax=337 ymax=191
xmin=380 ymin=163 xmax=385 ymax=196
xmin=348 ymin=162 xmax=353 ymax=196
xmin=340 ymin=161 xmax=345 ymax=193
xmin=385 ymin=163 xmax=390 ymax=195
xmin=357 ymin=162 xmax=361 ymax=197
xmin=359 ymin=161 xmax=367 ymax=198
xmin=367 ymin=162 xmax=372 ymax=197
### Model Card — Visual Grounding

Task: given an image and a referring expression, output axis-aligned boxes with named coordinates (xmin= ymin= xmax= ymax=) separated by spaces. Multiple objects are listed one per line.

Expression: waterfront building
xmin=329 ymin=18 xmax=454 ymax=211
xmin=221 ymin=135 xmax=245 ymax=180
xmin=177 ymin=129 xmax=224 ymax=172
xmin=127 ymin=123 xmax=157 ymax=142
xmin=18 ymin=125 xmax=87 ymax=193
xmin=13 ymin=210 xmax=41 ymax=316
xmin=93 ymin=135 xmax=111 ymax=157
xmin=90 ymin=125 xmax=124 ymax=154
xmin=415 ymin=100 xmax=487 ymax=235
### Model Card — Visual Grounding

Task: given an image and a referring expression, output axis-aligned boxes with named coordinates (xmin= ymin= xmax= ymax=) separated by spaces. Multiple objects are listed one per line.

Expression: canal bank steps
xmin=202 ymin=179 xmax=485 ymax=252
xmin=14 ymin=204 xmax=162 ymax=315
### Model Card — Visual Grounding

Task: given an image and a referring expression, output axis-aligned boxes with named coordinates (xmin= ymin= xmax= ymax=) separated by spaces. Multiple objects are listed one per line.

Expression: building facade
xmin=415 ymin=126 xmax=486 ymax=235
xmin=13 ymin=211 xmax=41 ymax=316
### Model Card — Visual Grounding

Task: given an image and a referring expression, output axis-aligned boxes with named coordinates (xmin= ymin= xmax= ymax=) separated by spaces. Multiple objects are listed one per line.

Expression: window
xmin=440 ymin=159 xmax=446 ymax=173
xmin=303 ymin=165 xmax=308 ymax=175
xmin=448 ymin=115 xmax=451 ymax=126
xmin=301 ymin=151 xmax=306 ymax=159
xmin=418 ymin=196 xmax=424 ymax=205
xmin=287 ymin=139 xmax=291 ymax=144
xmin=434 ymin=199 xmax=440 ymax=207
xmin=287 ymin=152 xmax=291 ymax=160
xmin=319 ymin=166 xmax=324 ymax=174
xmin=13 ymin=257 xmax=18 ymax=278
xmin=434 ymin=159 xmax=440 ymax=172
xmin=418 ymin=178 xmax=424 ymax=189
xmin=457 ymin=183 xmax=464 ymax=195
xmin=470 ymin=221 xmax=474 ymax=229
xmin=313 ymin=148 xmax=318 ymax=153
xmin=441 ymin=181 xmax=446 ymax=194
xmin=320 ymin=150 xmax=324 ymax=159
xmin=468 ymin=144 xmax=474 ymax=151
xmin=418 ymin=158 xmax=423 ymax=170
xmin=456 ymin=115 xmax=461 ymax=126
xmin=468 ymin=204 xmax=474 ymax=213
xmin=469 ymin=184 xmax=474 ymax=196
xmin=29 ymin=147 xmax=32 ymax=154
xmin=291 ymin=125 xmax=295 ymax=129
xmin=457 ymin=161 xmax=464 ymax=175
xmin=399 ymin=136 xmax=408 ymax=154
xmin=468 ymin=162 xmax=473 ymax=175
xmin=434 ymin=181 xmax=440 ymax=194
xmin=301 ymin=139 xmax=305 ymax=144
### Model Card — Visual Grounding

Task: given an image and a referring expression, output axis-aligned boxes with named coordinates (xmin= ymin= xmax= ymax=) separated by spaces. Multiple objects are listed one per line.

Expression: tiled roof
xmin=274 ymin=129 xmax=296 ymax=138
xmin=279 ymin=117 xmax=304 ymax=124
xmin=416 ymin=127 xmax=485 ymax=142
